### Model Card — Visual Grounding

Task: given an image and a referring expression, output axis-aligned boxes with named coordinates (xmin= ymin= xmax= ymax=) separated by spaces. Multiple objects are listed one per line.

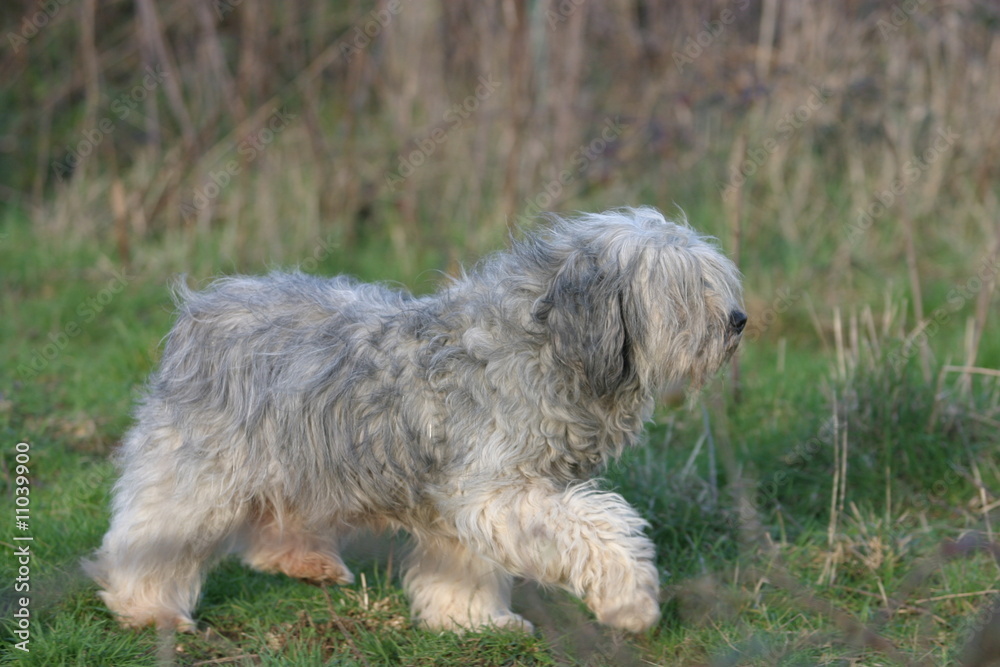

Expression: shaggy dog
xmin=85 ymin=207 xmax=745 ymax=633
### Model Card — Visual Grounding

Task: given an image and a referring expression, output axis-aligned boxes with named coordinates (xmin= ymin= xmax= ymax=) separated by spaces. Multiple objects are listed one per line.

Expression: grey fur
xmin=85 ymin=206 xmax=745 ymax=633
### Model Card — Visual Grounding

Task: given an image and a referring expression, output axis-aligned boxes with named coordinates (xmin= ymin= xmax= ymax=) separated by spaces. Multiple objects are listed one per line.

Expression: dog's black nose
xmin=729 ymin=310 xmax=747 ymax=334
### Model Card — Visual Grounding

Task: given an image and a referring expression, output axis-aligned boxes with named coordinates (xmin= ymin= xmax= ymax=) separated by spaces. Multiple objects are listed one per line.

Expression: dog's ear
xmin=535 ymin=252 xmax=634 ymax=396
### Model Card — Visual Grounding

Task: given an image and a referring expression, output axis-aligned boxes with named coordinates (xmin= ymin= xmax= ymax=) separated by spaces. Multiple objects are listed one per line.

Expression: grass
xmin=1 ymin=205 xmax=998 ymax=666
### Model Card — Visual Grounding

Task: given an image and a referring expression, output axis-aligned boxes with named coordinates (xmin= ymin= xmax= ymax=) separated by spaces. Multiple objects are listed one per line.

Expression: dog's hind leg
xmin=83 ymin=430 xmax=242 ymax=631
xmin=239 ymin=508 xmax=354 ymax=585
xmin=403 ymin=535 xmax=532 ymax=632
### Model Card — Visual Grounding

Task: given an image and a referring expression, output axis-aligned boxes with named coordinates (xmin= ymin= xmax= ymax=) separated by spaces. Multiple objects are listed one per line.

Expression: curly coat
xmin=85 ymin=206 xmax=745 ymax=633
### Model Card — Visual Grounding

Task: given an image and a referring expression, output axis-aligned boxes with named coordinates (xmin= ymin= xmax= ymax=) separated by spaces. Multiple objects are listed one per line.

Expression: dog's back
xmin=143 ymin=273 xmax=439 ymax=513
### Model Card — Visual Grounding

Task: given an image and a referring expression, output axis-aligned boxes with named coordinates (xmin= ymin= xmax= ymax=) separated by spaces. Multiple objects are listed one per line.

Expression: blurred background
xmin=3 ymin=0 xmax=997 ymax=300
xmin=3 ymin=1 xmax=1000 ymax=664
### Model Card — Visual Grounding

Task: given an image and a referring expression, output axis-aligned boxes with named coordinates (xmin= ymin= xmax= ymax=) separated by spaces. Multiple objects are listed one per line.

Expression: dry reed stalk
xmin=970 ymin=460 xmax=993 ymax=542
xmin=822 ymin=394 xmax=848 ymax=586
xmin=191 ymin=0 xmax=246 ymax=123
xmin=755 ymin=0 xmax=778 ymax=80
xmin=834 ymin=307 xmax=846 ymax=380
xmin=959 ymin=222 xmax=1000 ymax=396
xmin=80 ymin=0 xmax=100 ymax=142
xmin=701 ymin=405 xmax=719 ymax=508
xmin=135 ymin=0 xmax=196 ymax=149
xmin=725 ymin=134 xmax=746 ymax=403
xmin=31 ymin=103 xmax=54 ymax=202
xmin=862 ymin=305 xmax=880 ymax=362
xmin=881 ymin=108 xmax=933 ymax=384
xmin=849 ymin=311 xmax=860 ymax=372
xmin=549 ymin=0 xmax=587 ymax=169
xmin=944 ymin=366 xmax=1000 ymax=380
xmin=501 ymin=0 xmax=532 ymax=223
xmin=236 ymin=0 xmax=267 ymax=103
xmin=900 ymin=210 xmax=932 ymax=383
xmin=927 ymin=363 xmax=950 ymax=433
xmin=110 ymin=178 xmax=130 ymax=266
xmin=804 ymin=294 xmax=830 ymax=352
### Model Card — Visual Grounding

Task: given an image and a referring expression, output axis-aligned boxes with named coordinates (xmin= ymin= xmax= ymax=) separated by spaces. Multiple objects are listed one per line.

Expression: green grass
xmin=1 ymin=209 xmax=998 ymax=666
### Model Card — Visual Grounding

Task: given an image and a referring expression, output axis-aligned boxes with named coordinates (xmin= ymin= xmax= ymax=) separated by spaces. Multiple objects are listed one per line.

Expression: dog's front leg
xmin=403 ymin=535 xmax=532 ymax=632
xmin=450 ymin=481 xmax=661 ymax=632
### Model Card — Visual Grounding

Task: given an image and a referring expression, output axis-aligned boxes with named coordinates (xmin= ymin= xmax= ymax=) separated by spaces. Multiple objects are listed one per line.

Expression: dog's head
xmin=532 ymin=207 xmax=745 ymax=397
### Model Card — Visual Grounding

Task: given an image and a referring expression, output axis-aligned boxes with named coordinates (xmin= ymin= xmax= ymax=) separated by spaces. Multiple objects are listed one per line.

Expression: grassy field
xmin=4 ymin=1 xmax=1000 ymax=665
xmin=2 ymin=205 xmax=998 ymax=665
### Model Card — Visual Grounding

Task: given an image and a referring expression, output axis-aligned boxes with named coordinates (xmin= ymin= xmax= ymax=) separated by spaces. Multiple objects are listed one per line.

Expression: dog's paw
xmin=171 ymin=614 xmax=198 ymax=633
xmin=587 ymin=559 xmax=661 ymax=633
xmin=591 ymin=588 xmax=660 ymax=633
xmin=288 ymin=554 xmax=355 ymax=585
xmin=417 ymin=609 xmax=534 ymax=634
xmin=487 ymin=613 xmax=535 ymax=633
xmin=97 ymin=590 xmax=198 ymax=632
xmin=251 ymin=550 xmax=355 ymax=585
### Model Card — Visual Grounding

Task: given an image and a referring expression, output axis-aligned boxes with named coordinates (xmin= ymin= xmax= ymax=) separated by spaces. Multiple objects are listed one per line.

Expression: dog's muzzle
xmin=729 ymin=310 xmax=747 ymax=335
